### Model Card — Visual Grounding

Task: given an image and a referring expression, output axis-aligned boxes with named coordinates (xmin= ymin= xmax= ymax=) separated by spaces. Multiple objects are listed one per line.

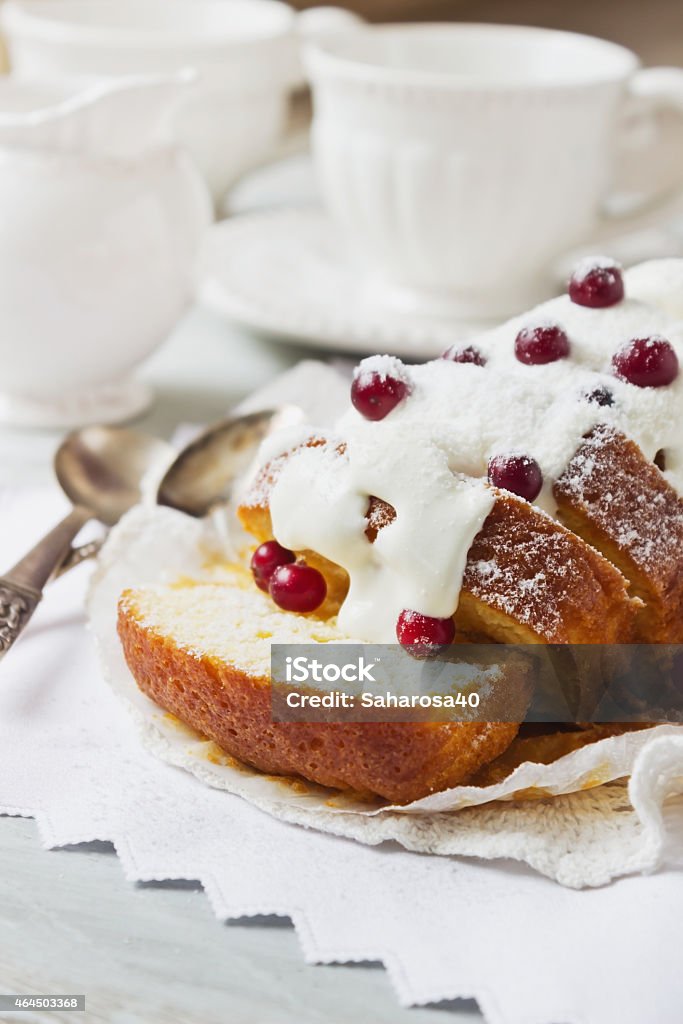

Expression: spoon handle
xmin=0 ymin=506 xmax=91 ymax=660
xmin=55 ymin=538 xmax=104 ymax=579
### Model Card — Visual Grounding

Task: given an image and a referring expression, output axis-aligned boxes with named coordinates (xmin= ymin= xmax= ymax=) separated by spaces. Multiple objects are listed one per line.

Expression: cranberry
xmin=269 ymin=562 xmax=327 ymax=613
xmin=612 ymin=336 xmax=679 ymax=388
xmin=251 ymin=540 xmax=295 ymax=592
xmin=569 ymin=259 xmax=624 ymax=308
xmin=488 ymin=454 xmax=543 ymax=502
xmin=396 ymin=609 xmax=455 ymax=658
xmin=441 ymin=344 xmax=486 ymax=367
xmin=585 ymin=384 xmax=614 ymax=407
xmin=514 ymin=323 xmax=570 ymax=365
xmin=351 ymin=359 xmax=410 ymax=421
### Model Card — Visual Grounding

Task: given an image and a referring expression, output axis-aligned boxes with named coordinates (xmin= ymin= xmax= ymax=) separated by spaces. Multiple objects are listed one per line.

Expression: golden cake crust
xmin=459 ymin=493 xmax=639 ymax=645
xmin=117 ymin=592 xmax=520 ymax=804
xmin=554 ymin=426 xmax=683 ymax=641
xmin=117 ymin=428 xmax=679 ymax=803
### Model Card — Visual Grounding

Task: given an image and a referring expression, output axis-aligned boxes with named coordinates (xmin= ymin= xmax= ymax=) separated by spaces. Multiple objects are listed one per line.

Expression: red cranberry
xmin=269 ymin=562 xmax=327 ymax=613
xmin=569 ymin=259 xmax=624 ymax=308
xmin=251 ymin=540 xmax=295 ymax=592
xmin=514 ymin=323 xmax=570 ymax=365
xmin=396 ymin=609 xmax=455 ymax=658
xmin=612 ymin=336 xmax=679 ymax=388
xmin=488 ymin=454 xmax=543 ymax=502
xmin=351 ymin=359 xmax=410 ymax=421
xmin=441 ymin=344 xmax=486 ymax=367
xmin=585 ymin=384 xmax=614 ymax=407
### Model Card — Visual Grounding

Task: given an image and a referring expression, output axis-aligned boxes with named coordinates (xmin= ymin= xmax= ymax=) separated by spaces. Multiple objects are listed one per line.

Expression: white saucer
xmin=199 ymin=207 xmax=516 ymax=357
xmin=0 ymin=377 xmax=151 ymax=429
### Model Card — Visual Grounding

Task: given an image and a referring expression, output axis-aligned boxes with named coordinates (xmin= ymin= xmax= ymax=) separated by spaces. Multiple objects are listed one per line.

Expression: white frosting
xmin=261 ymin=259 xmax=683 ymax=643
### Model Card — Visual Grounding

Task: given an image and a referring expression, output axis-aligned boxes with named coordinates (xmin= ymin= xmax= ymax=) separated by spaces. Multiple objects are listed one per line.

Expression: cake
xmin=118 ymin=257 xmax=683 ymax=802
xmin=118 ymin=568 xmax=522 ymax=803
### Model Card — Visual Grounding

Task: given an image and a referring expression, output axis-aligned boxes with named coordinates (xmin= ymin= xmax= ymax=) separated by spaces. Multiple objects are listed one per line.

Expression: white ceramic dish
xmin=306 ymin=23 xmax=683 ymax=319
xmin=198 ymin=205 xmax=683 ymax=357
xmin=199 ymin=207 xmax=504 ymax=357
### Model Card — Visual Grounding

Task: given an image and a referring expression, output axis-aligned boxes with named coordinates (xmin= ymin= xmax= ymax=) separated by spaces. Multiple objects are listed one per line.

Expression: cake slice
xmin=117 ymin=568 xmax=522 ymax=804
xmin=554 ymin=426 xmax=683 ymax=641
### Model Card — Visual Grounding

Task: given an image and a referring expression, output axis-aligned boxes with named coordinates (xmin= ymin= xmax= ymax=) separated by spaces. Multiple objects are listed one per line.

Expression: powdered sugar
xmin=555 ymin=426 xmax=683 ymax=579
xmin=264 ymin=259 xmax=683 ymax=643
xmin=468 ymin=559 xmax=502 ymax=582
xmin=572 ymin=254 xmax=622 ymax=276
xmin=352 ymin=353 xmax=409 ymax=385
xmin=615 ymin=332 xmax=670 ymax=353
xmin=517 ymin=314 xmax=568 ymax=331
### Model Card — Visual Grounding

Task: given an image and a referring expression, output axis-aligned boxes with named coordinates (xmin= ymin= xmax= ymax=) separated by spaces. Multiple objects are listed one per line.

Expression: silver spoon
xmin=59 ymin=406 xmax=300 ymax=574
xmin=157 ymin=405 xmax=302 ymax=517
xmin=0 ymin=425 xmax=169 ymax=659
xmin=56 ymin=405 xmax=301 ymax=571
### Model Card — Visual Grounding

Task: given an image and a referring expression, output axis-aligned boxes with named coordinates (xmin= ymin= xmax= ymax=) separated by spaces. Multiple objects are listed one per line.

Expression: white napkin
xmin=1 ymin=485 xmax=683 ymax=1024
xmin=87 ymin=498 xmax=683 ymax=888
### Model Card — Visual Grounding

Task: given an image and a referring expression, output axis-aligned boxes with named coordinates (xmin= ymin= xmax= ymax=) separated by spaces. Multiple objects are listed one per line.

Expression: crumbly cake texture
xmin=459 ymin=492 xmax=639 ymax=645
xmin=119 ymin=565 xmax=344 ymax=677
xmin=117 ymin=579 xmax=520 ymax=804
xmin=554 ymin=426 xmax=683 ymax=640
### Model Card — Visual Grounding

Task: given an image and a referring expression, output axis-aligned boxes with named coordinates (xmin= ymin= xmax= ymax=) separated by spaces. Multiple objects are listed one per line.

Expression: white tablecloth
xmin=1 ymin=484 xmax=683 ymax=1024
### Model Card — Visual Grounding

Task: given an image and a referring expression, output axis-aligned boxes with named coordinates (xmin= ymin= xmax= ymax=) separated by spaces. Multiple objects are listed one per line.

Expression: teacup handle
xmin=568 ymin=66 xmax=683 ymax=260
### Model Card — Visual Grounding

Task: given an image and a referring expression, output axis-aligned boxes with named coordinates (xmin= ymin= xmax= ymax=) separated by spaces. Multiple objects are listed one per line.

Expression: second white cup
xmin=307 ymin=23 xmax=683 ymax=318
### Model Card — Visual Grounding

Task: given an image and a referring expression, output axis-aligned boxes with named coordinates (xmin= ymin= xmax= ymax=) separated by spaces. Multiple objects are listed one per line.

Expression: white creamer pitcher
xmin=2 ymin=0 xmax=365 ymax=206
xmin=0 ymin=72 xmax=212 ymax=426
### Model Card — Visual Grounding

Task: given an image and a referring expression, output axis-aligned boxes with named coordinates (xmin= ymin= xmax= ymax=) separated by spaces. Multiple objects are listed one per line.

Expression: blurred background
xmin=287 ymin=0 xmax=683 ymax=65
xmin=2 ymin=1 xmax=683 ymax=69
xmin=2 ymin=0 xmax=682 ymax=435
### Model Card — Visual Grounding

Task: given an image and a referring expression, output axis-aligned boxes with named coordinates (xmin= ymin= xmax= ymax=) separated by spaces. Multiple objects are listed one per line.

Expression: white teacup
xmin=2 ymin=0 xmax=361 ymax=205
xmin=306 ymin=24 xmax=683 ymax=318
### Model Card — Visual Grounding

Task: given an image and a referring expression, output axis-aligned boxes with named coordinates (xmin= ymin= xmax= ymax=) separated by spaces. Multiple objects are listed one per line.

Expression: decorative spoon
xmin=59 ymin=405 xmax=301 ymax=575
xmin=0 ymin=425 xmax=169 ymax=658
xmin=156 ymin=406 xmax=302 ymax=517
